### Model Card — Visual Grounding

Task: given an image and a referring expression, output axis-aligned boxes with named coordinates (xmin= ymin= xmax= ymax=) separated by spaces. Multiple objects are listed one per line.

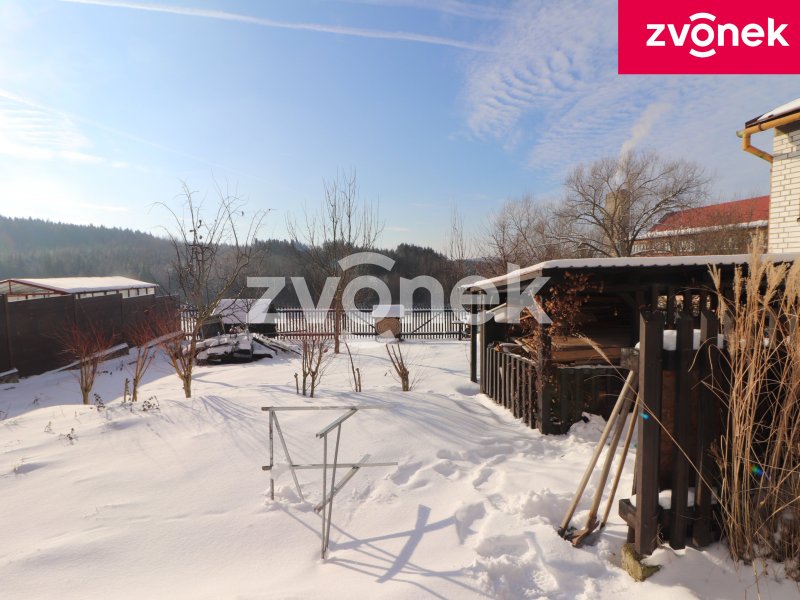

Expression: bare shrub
xmin=301 ymin=335 xmax=331 ymax=398
xmin=711 ymin=249 xmax=800 ymax=579
xmin=127 ymin=317 xmax=161 ymax=403
xmin=386 ymin=343 xmax=412 ymax=391
xmin=150 ymin=304 xmax=192 ymax=398
xmin=58 ymin=322 xmax=115 ymax=405
xmin=344 ymin=341 xmax=362 ymax=392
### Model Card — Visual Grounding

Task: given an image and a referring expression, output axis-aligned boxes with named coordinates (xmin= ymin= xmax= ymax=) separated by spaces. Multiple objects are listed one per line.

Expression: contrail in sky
xmin=59 ymin=0 xmax=493 ymax=52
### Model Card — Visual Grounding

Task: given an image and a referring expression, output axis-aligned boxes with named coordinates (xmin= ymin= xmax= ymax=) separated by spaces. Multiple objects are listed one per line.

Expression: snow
xmin=0 ymin=342 xmax=797 ymax=599
xmin=2 ymin=276 xmax=156 ymax=294
xmin=371 ymin=304 xmax=405 ymax=318
xmin=748 ymin=97 xmax=800 ymax=126
xmin=637 ymin=220 xmax=769 ymax=240
xmin=466 ymin=253 xmax=800 ymax=291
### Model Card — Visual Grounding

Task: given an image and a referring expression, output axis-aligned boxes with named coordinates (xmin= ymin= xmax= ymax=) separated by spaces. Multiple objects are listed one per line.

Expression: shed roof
xmin=466 ymin=253 xmax=800 ymax=292
xmin=0 ymin=276 xmax=157 ymax=297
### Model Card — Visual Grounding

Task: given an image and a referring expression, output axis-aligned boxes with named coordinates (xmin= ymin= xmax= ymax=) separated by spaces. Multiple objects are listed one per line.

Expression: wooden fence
xmin=0 ymin=293 xmax=177 ymax=377
xmin=618 ymin=309 xmax=726 ymax=555
xmin=481 ymin=350 xmax=537 ymax=428
xmin=481 ymin=347 xmax=624 ymax=433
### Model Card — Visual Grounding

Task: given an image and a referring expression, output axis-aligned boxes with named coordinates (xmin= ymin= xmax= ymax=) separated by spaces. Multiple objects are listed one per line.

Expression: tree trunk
xmin=334 ymin=296 xmax=342 ymax=354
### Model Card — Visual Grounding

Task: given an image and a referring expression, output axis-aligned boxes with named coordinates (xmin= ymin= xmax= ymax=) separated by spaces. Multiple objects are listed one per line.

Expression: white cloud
xmin=60 ymin=0 xmax=492 ymax=52
xmin=462 ymin=0 xmax=800 ymax=198
xmin=0 ymin=91 xmax=104 ymax=164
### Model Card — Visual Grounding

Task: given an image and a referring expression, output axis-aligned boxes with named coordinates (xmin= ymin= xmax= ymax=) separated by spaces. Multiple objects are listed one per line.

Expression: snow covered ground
xmin=0 ymin=340 xmax=797 ymax=599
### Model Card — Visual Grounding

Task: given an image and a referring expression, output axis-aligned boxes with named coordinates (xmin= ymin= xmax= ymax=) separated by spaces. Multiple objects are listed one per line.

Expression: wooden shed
xmin=464 ymin=253 xmax=799 ymax=433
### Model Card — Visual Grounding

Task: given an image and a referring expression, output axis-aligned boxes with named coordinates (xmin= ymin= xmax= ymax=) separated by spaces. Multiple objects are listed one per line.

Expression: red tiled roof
xmin=649 ymin=196 xmax=769 ymax=233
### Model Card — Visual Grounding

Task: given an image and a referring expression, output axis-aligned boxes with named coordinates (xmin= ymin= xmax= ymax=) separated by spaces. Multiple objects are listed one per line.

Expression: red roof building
xmin=634 ymin=196 xmax=769 ymax=256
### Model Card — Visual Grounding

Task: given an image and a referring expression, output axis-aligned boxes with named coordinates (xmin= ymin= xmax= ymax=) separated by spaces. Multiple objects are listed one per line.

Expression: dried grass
xmin=711 ymin=249 xmax=800 ymax=579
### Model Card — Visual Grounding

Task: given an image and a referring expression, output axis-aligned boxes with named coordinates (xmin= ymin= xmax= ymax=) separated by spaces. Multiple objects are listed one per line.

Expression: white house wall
xmin=770 ymin=122 xmax=800 ymax=252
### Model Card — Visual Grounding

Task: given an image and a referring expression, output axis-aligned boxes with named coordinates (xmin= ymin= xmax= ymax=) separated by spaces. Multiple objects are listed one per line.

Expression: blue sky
xmin=0 ymin=0 xmax=796 ymax=250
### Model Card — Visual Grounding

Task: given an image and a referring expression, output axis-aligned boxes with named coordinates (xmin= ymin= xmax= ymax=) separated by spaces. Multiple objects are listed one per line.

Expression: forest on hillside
xmin=0 ymin=216 xmax=470 ymax=306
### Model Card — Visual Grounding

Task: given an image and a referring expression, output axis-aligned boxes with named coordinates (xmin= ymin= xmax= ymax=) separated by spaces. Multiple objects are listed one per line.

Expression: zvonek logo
xmin=619 ymin=1 xmax=800 ymax=74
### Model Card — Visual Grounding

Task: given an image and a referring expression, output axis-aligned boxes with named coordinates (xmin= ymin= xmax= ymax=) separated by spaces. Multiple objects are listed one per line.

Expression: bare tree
xmin=287 ymin=169 xmax=382 ymax=353
xmin=59 ymin=322 xmax=115 ymax=405
xmin=157 ymin=182 xmax=267 ymax=397
xmin=444 ymin=205 xmax=472 ymax=288
xmin=481 ymin=195 xmax=579 ymax=276
xmin=556 ymin=151 xmax=709 ymax=257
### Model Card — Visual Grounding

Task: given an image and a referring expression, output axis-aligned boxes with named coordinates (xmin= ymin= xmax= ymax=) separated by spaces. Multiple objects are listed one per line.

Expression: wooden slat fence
xmin=481 ymin=346 xmax=624 ymax=433
xmin=618 ymin=309 xmax=727 ymax=556
xmin=481 ymin=349 xmax=537 ymax=428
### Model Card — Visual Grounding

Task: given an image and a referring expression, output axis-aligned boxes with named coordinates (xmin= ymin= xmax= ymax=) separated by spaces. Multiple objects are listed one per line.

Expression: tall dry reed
xmin=711 ymin=252 xmax=800 ymax=579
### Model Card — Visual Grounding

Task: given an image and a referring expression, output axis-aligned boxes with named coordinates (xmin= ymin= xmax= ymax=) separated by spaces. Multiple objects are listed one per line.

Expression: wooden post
xmin=666 ymin=286 xmax=676 ymax=327
xmin=669 ymin=314 xmax=693 ymax=549
xmin=635 ymin=311 xmax=664 ymax=555
xmin=2 ymin=294 xmax=12 ymax=370
xmin=693 ymin=309 xmax=719 ymax=547
xmin=536 ymin=323 xmax=556 ymax=434
xmin=469 ymin=307 xmax=478 ymax=383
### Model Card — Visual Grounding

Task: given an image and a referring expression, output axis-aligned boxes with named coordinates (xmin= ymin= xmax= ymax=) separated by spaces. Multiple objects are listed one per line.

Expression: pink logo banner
xmin=618 ymin=0 xmax=800 ymax=74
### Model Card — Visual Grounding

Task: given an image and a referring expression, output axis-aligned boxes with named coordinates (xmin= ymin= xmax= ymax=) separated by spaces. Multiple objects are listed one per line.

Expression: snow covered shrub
xmin=711 ymin=252 xmax=800 ymax=580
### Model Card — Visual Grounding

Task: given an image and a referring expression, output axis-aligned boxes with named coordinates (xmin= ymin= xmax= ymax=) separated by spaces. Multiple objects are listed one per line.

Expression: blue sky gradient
xmin=0 ymin=1 xmax=795 ymax=249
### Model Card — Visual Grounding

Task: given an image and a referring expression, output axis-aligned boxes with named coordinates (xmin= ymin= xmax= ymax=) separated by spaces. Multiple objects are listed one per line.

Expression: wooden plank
xmin=529 ymin=364 xmax=536 ymax=428
xmin=536 ymin=323 xmax=556 ymax=434
xmin=470 ymin=308 xmax=477 ymax=383
xmin=667 ymin=286 xmax=676 ymax=327
xmin=669 ymin=315 xmax=693 ymax=549
xmin=504 ymin=353 xmax=511 ymax=409
xmin=635 ymin=311 xmax=664 ymax=555
xmin=693 ymin=309 xmax=719 ymax=547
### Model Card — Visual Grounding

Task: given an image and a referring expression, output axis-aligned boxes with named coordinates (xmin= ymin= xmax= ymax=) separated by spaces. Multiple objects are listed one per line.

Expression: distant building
xmin=633 ymin=196 xmax=769 ymax=256
xmin=0 ymin=277 xmax=158 ymax=301
xmin=210 ymin=298 xmax=276 ymax=335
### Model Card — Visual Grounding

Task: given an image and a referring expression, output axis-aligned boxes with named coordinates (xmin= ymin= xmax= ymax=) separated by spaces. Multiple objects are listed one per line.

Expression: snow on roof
xmin=646 ymin=196 xmax=769 ymax=234
xmin=466 ymin=253 xmax=800 ymax=291
xmin=212 ymin=298 xmax=273 ymax=324
xmin=371 ymin=304 xmax=404 ymax=318
xmin=0 ymin=276 xmax=157 ymax=295
xmin=746 ymin=97 xmax=800 ymax=127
